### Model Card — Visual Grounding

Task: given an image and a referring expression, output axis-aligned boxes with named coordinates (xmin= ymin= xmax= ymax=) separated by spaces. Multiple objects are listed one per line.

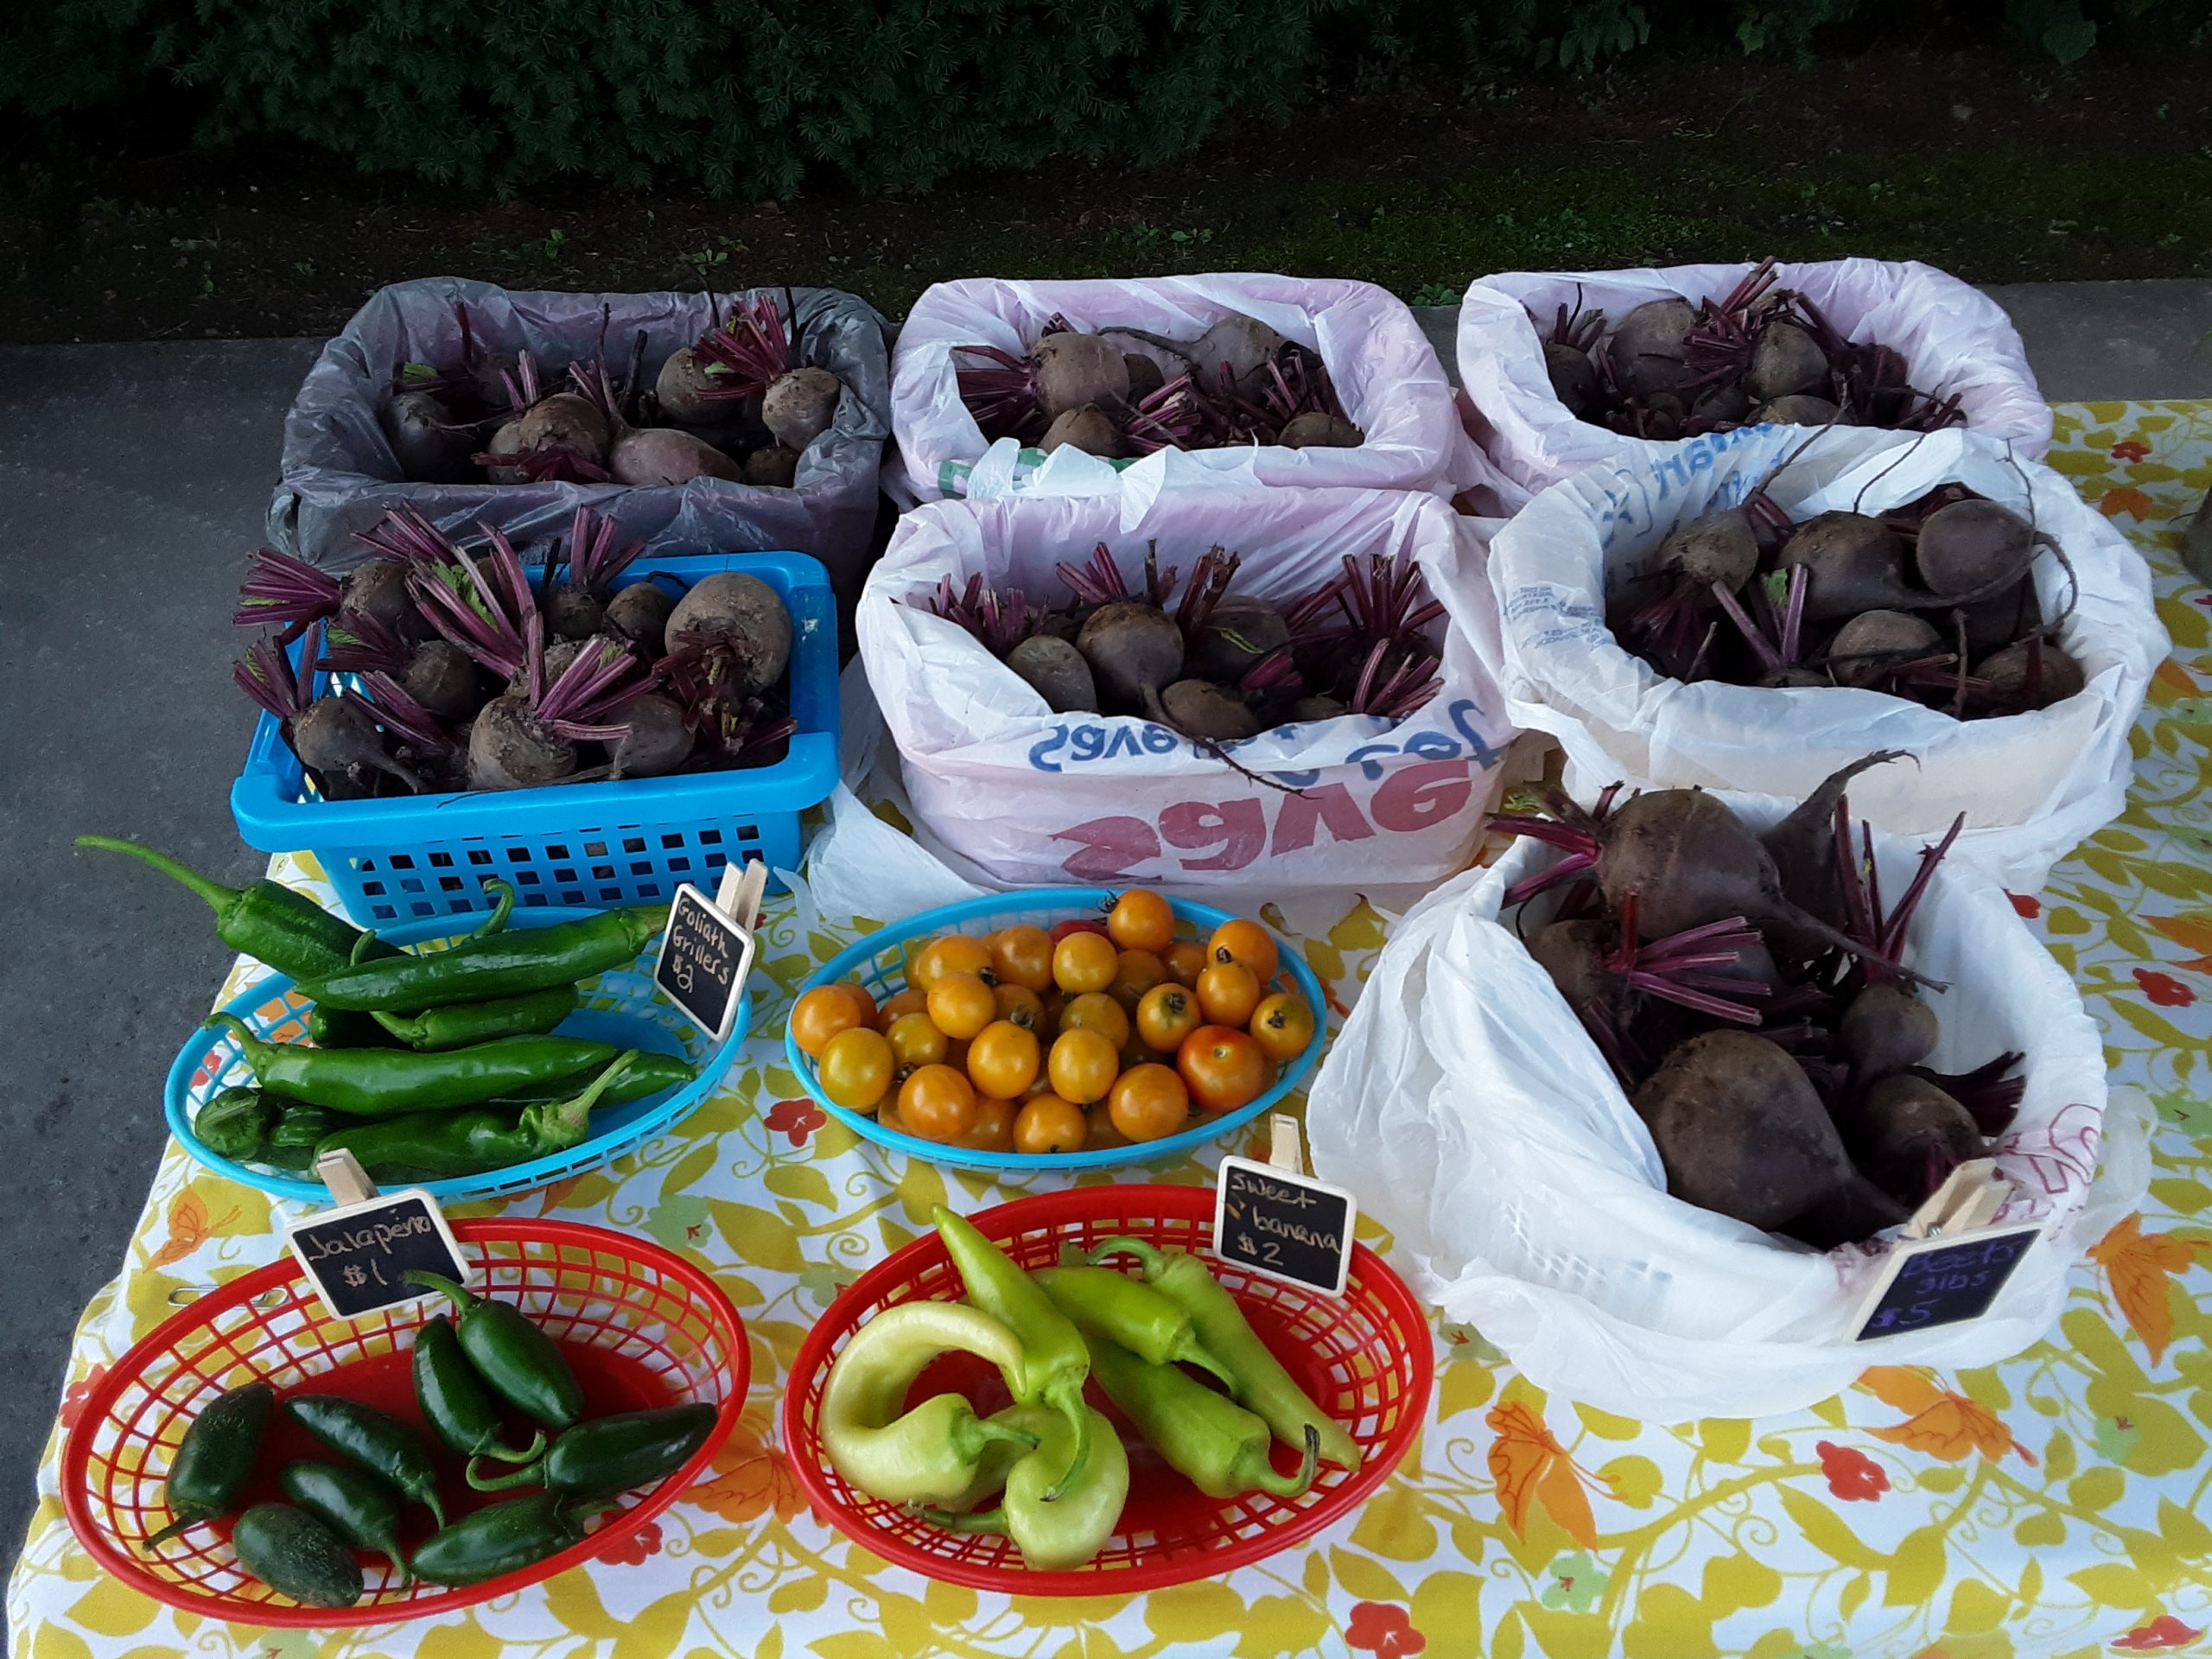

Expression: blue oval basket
xmin=786 ymin=889 xmax=1326 ymax=1173
xmin=168 ymin=906 xmax=747 ymax=1205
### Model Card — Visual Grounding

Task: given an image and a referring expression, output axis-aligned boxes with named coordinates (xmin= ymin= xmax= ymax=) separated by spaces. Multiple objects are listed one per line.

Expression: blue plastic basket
xmin=168 ymin=907 xmax=747 ymax=1205
xmin=230 ymin=550 xmax=839 ymax=926
xmin=785 ymin=889 xmax=1327 ymax=1173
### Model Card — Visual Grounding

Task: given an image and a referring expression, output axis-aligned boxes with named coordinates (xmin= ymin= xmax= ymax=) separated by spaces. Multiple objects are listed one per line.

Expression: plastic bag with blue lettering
xmin=1446 ymin=423 xmax=2167 ymax=893
xmin=851 ymin=487 xmax=1519 ymax=894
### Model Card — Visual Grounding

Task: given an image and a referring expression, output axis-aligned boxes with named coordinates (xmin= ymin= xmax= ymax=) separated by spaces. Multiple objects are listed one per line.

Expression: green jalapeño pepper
xmin=922 ymin=1403 xmax=1128 ymax=1571
xmin=816 ymin=1301 xmax=1039 ymax=1506
xmin=284 ymin=1395 xmax=447 ymax=1526
xmin=194 ymin=1088 xmax=277 ymax=1161
xmin=315 ymin=1052 xmax=638 ymax=1182
xmin=412 ymin=1316 xmax=545 ymax=1466
xmin=143 ymin=1380 xmax=272 ymax=1548
xmin=410 ymin=1492 xmax=606 ymax=1587
xmin=1088 ymin=1236 xmax=1361 ymax=1470
xmin=1088 ymin=1334 xmax=1319 ymax=1500
xmin=76 ymin=836 xmax=397 ymax=982
xmin=278 ymin=1459 xmax=412 ymax=1584
xmin=1032 ymin=1264 xmax=1236 ymax=1385
xmin=205 ymin=1013 xmax=617 ymax=1117
xmin=492 ymin=1050 xmax=697 ymax=1109
xmin=231 ymin=1503 xmax=364 ymax=1607
xmin=470 ymin=1401 xmax=717 ymax=1497
xmin=372 ymin=983 xmax=579 ymax=1052
xmin=405 ymin=1272 xmax=585 ymax=1430
xmin=931 ymin=1206 xmax=1091 ymax=1499
xmin=300 ymin=906 xmax=665 ymax=1013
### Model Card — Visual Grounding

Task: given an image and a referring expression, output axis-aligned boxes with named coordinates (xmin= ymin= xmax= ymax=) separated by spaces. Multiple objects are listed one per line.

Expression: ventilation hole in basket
xmin=624 ymin=836 xmax=647 ymax=853
xmin=592 ymin=864 xmax=614 ymax=880
xmin=734 ymin=823 xmax=761 ymax=844
xmin=585 ymin=841 xmax=607 ymax=857
xmin=667 ymin=858 xmax=690 ymax=874
xmin=628 ymin=861 xmax=654 ymax=877
xmin=386 ymin=853 xmax=415 ymax=870
xmin=552 ymin=868 xmax=576 ymax=883
xmin=428 ymin=850 xmax=453 ymax=868
xmin=467 ymin=848 xmax=493 ymax=865
xmin=439 ymin=875 xmax=463 ymax=893
xmin=360 ymin=880 xmax=386 ymax=897
xmin=560 ymin=890 xmax=586 ymax=906
xmin=516 ymin=870 xmax=541 ymax=886
xmin=660 ymin=834 xmax=683 ymax=850
xmin=698 ymin=829 xmax=723 ymax=846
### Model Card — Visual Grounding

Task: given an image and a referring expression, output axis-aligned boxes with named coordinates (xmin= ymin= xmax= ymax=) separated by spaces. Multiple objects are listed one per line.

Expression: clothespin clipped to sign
xmin=1902 ymin=1158 xmax=2010 ymax=1241
xmin=1268 ymin=1114 xmax=1305 ymax=1176
xmin=654 ymin=857 xmax=766 ymax=1039
xmin=1853 ymin=1158 xmax=2042 ymax=1342
xmin=1212 ymin=1114 xmax=1357 ymax=1298
xmin=283 ymin=1151 xmax=468 ymax=1322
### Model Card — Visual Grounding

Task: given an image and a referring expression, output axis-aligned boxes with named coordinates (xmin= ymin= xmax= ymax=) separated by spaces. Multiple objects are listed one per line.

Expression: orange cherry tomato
xmin=1037 ymin=990 xmax=1066 ymax=1036
xmin=1059 ymin=990 xmax=1131 ymax=1052
xmin=957 ymin=1094 xmax=1017 ymax=1153
xmin=1207 ymin=918 xmax=1279 ymax=982
xmin=1052 ymin=931 xmax=1118 ymax=995
xmin=967 ymin=1020 xmax=1042 ymax=1100
xmin=1046 ymin=1027 xmax=1120 ymax=1104
xmin=993 ymin=982 xmax=1046 ymax=1030
xmin=818 ymin=1027 xmax=893 ymax=1111
xmin=943 ymin=1037 xmax=971 ymax=1076
xmin=1107 ymin=890 xmax=1175 ymax=954
xmin=839 ymin=980 xmax=879 ymax=1025
xmin=1135 ymin=982 xmax=1203 ymax=1052
xmin=926 ymin=972 xmax=997 ymax=1041
xmin=885 ymin=1011 xmax=949 ymax=1073
xmin=1250 ymin=992 xmax=1317 ymax=1064
xmin=898 ymin=1064 xmax=977 ymax=1142
xmin=790 ymin=985 xmax=867 ymax=1058
xmin=1109 ymin=949 xmax=1166 ymax=1011
xmin=1178 ymin=1026 xmax=1270 ymax=1115
xmin=876 ymin=986 xmax=928 ymax=1029
xmin=1084 ymin=1098 xmax=1129 ymax=1150
xmin=1161 ymin=939 xmax=1208 ymax=988
xmin=1109 ymin=1062 xmax=1191 ymax=1142
xmin=915 ymin=934 xmax=994 ymax=989
xmin=1049 ymin=918 xmax=1109 ymax=945
xmin=1014 ymin=1094 xmax=1087 ymax=1154
xmin=988 ymin=925 xmax=1055 ymax=993
xmin=1196 ymin=959 xmax=1262 ymax=1028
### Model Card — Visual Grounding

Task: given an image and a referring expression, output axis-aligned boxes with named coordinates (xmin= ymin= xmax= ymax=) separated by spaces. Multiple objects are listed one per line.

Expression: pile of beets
xmin=912 ymin=543 xmax=1443 ymax=745
xmin=379 ymin=294 xmax=845 ymax=490
xmin=1497 ymin=753 xmax=2024 ymax=1248
xmin=1535 ymin=260 xmax=1967 ymax=441
xmin=1618 ymin=472 xmax=2081 ymax=718
xmin=232 ymin=507 xmax=798 ymax=798
xmin=954 ymin=312 xmax=1362 ymax=461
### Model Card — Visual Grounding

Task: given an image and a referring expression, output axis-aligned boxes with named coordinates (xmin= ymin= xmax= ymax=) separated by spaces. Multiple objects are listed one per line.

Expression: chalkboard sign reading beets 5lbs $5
xmin=1854 ymin=1224 xmax=2041 ymax=1341
xmin=1213 ymin=1156 xmax=1357 ymax=1297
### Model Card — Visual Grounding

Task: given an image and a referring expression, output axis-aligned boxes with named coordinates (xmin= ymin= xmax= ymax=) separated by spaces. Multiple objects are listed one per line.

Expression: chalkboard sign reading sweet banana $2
xmin=1213 ymin=1157 xmax=1357 ymax=1296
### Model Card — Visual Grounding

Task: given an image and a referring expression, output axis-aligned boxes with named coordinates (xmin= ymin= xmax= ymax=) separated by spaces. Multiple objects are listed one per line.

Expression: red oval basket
xmin=62 ymin=1219 xmax=747 ymax=1627
xmin=783 ymin=1184 xmax=1433 ymax=1593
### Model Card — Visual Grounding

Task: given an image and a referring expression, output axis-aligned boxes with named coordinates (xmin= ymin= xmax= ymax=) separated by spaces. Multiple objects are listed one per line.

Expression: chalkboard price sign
xmin=1212 ymin=1156 xmax=1357 ymax=1297
xmin=1854 ymin=1224 xmax=2041 ymax=1342
xmin=654 ymin=880 xmax=757 ymax=1040
xmin=286 ymin=1188 xmax=468 ymax=1321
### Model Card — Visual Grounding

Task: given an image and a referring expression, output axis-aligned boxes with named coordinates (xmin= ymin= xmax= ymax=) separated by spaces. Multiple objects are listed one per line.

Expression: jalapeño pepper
xmin=231 ymin=1503 xmax=364 ymax=1607
xmin=278 ymin=1459 xmax=412 ymax=1584
xmin=469 ymin=1401 xmax=717 ymax=1497
xmin=412 ymin=1316 xmax=544 ymax=1466
xmin=301 ymin=907 xmax=665 ymax=1013
xmin=405 ymin=1271 xmax=585 ymax=1430
xmin=314 ymin=1052 xmax=638 ymax=1182
xmin=206 ymin=1013 xmax=617 ymax=1117
xmin=284 ymin=1395 xmax=447 ymax=1526
xmin=410 ymin=1492 xmax=604 ymax=1587
xmin=143 ymin=1380 xmax=272 ymax=1548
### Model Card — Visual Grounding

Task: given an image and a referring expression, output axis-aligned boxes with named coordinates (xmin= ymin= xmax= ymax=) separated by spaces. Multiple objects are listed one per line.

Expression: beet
xmin=467 ymin=692 xmax=580 ymax=790
xmin=607 ymin=693 xmax=696 ymax=779
xmin=1840 ymin=981 xmax=1940 ymax=1086
xmin=1033 ymin=334 xmax=1131 ymax=419
xmin=604 ymin=582 xmax=677 ymax=656
xmin=543 ymin=586 xmax=606 ymax=643
xmin=1826 ymin=612 xmax=1942 ymax=686
xmin=654 ymin=346 xmax=722 ymax=423
xmin=1783 ymin=1173 xmax=1911 ymax=1249
xmin=1286 ymin=695 xmax=1348 ymax=723
xmin=1742 ymin=322 xmax=1829 ymax=403
xmin=400 ymin=639 xmax=484 ymax=718
xmin=1076 ymin=602 xmax=1184 ymax=714
xmin=1605 ymin=298 xmax=1697 ymax=396
xmin=1955 ymin=579 xmax=2042 ymax=657
xmin=1854 ymin=1072 xmax=1983 ymax=1204
xmin=1974 ymin=636 xmax=2086 ymax=711
xmin=1041 ymin=405 xmax=1121 ymax=458
xmin=380 ymin=389 xmax=477 ymax=482
xmin=1754 ymin=395 xmax=1841 ymax=426
xmin=1005 ymin=636 xmax=1098 ymax=713
xmin=342 ymin=558 xmax=422 ymax=640
xmin=609 ymin=428 xmax=743 ymax=486
xmin=1123 ymin=353 xmax=1166 ymax=401
xmin=513 ymin=393 xmax=612 ymax=463
xmin=1188 ymin=596 xmax=1290 ymax=684
xmin=1160 ymin=679 xmax=1260 ymax=741
xmin=665 ymin=572 xmax=791 ymax=695
xmin=537 ymin=637 xmax=586 ymax=690
xmin=1277 ymin=411 xmax=1364 ymax=449
xmin=1659 ymin=510 xmax=1758 ymax=591
xmin=1778 ymin=513 xmax=1914 ymax=623
xmin=483 ymin=419 xmax=528 ymax=483
xmin=1760 ymin=750 xmax=1909 ymax=926
xmin=1529 ymin=918 xmax=1618 ymax=1018
xmin=1633 ymin=1030 xmax=1851 ymax=1229
xmin=1543 ymin=341 xmax=1597 ymax=416
xmin=1914 ymin=498 xmax=2042 ymax=601
xmin=741 ymin=445 xmax=800 ymax=488
xmin=1187 ymin=315 xmax=1287 ymax=393
xmin=762 ymin=366 xmax=842 ymax=451
xmin=290 ymin=696 xmax=423 ymax=793
xmin=1689 ymin=383 xmax=1751 ymax=426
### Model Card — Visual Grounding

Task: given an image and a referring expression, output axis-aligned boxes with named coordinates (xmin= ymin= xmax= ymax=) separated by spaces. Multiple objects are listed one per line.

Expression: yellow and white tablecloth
xmin=14 ymin=403 xmax=2212 ymax=1659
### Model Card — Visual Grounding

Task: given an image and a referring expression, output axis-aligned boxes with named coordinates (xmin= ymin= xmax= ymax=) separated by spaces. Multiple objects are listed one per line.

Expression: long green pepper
xmin=278 ymin=1459 xmax=412 ymax=1584
xmin=371 ymin=983 xmax=578 ymax=1052
xmin=921 ymin=1404 xmax=1128 ymax=1570
xmin=301 ymin=907 xmax=665 ymax=1013
xmin=206 ymin=1013 xmax=617 ymax=1117
xmin=410 ymin=1493 xmax=607 ymax=1587
xmin=1088 ymin=1335 xmax=1320 ymax=1500
xmin=314 ymin=1052 xmax=638 ymax=1182
xmin=469 ymin=1402 xmax=717 ymax=1498
xmin=1032 ymin=1264 xmax=1236 ymax=1384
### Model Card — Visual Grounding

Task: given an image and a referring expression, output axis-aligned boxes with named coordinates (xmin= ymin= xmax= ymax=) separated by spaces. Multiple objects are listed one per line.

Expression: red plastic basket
xmin=62 ymin=1220 xmax=747 ymax=1627
xmin=783 ymin=1184 xmax=1433 ymax=1593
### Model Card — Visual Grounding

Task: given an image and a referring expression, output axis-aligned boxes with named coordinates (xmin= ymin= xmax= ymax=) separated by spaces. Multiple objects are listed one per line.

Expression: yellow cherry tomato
xmin=885 ymin=1011 xmax=949 ymax=1073
xmin=898 ymin=1064 xmax=977 ymax=1142
xmin=790 ymin=985 xmax=867 ymax=1058
xmin=1052 ymin=930 xmax=1118 ymax=995
xmin=1059 ymin=990 xmax=1131 ymax=1052
xmin=1046 ymin=1027 xmax=1120 ymax=1104
xmin=1014 ymin=1095 xmax=1087 ymax=1154
xmin=1084 ymin=1098 xmax=1129 ymax=1150
xmin=876 ymin=986 xmax=928 ymax=1029
xmin=967 ymin=1020 xmax=1042 ymax=1100
xmin=1250 ymin=992 xmax=1317 ymax=1064
xmin=1109 ymin=1063 xmax=1191 ymax=1142
xmin=1196 ymin=959 xmax=1262 ymax=1028
xmin=1109 ymin=949 xmax=1166 ymax=1012
xmin=1135 ymin=982 xmax=1203 ymax=1053
xmin=915 ymin=934 xmax=994 ymax=989
xmin=1207 ymin=918 xmax=1280 ymax=982
xmin=1161 ymin=939 xmax=1208 ymax=988
xmin=926 ymin=972 xmax=997 ymax=1041
xmin=818 ymin=1027 xmax=893 ymax=1111
xmin=993 ymin=982 xmax=1046 ymax=1030
xmin=957 ymin=1094 xmax=1017 ymax=1153
xmin=988 ymin=925 xmax=1055 ymax=993
xmin=1107 ymin=889 xmax=1175 ymax=953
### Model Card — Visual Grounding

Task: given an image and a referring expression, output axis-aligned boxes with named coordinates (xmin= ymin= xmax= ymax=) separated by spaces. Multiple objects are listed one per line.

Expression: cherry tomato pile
xmin=787 ymin=893 xmax=1317 ymax=1157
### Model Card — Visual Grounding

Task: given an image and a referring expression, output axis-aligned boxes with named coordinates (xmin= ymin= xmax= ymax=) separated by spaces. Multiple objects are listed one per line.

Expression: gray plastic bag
xmin=268 ymin=277 xmax=893 ymax=606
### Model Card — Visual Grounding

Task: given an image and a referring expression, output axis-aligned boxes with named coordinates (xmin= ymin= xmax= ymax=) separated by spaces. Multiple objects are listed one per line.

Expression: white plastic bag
xmin=1449 ymin=423 xmax=2167 ymax=893
xmin=1457 ymin=259 xmax=2051 ymax=497
xmin=851 ymin=489 xmax=1516 ymax=896
xmin=1305 ymin=792 xmax=2147 ymax=1421
xmin=891 ymin=275 xmax=1470 ymax=504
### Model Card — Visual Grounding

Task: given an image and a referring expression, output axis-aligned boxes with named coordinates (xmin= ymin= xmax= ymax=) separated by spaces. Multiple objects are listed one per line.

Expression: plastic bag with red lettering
xmin=850 ymin=488 xmax=1517 ymax=894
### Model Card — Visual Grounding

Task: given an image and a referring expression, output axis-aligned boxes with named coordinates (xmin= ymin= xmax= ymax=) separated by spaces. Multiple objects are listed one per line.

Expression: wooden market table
xmin=12 ymin=403 xmax=2212 ymax=1658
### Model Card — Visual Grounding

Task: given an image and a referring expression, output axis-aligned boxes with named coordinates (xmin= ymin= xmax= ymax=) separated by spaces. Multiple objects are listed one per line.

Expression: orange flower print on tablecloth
xmin=596 ymin=1519 xmax=662 ymax=1565
xmin=764 ymin=1097 xmax=827 ymax=1147
xmin=692 ymin=1414 xmax=805 ymax=1524
xmin=2114 ymin=1615 xmax=2202 ymax=1651
xmin=1815 ymin=1440 xmax=1888 ymax=1501
xmin=2089 ymin=1213 xmax=2203 ymax=1364
xmin=57 ymin=1365 xmax=108 ymax=1431
xmin=1346 ymin=1602 xmax=1427 ymax=1658
xmin=1487 ymin=1401 xmax=1599 ymax=1546
xmin=2112 ymin=439 xmax=2152 ymax=463
xmin=2135 ymin=969 xmax=2196 ymax=1008
xmin=1860 ymin=1369 xmax=2031 ymax=1463
xmin=2101 ymin=486 xmax=2154 ymax=521
xmin=2149 ymin=914 xmax=2212 ymax=974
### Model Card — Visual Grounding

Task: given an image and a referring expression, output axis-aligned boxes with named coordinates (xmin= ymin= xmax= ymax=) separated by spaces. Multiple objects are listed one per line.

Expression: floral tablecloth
xmin=14 ymin=403 xmax=2212 ymax=1659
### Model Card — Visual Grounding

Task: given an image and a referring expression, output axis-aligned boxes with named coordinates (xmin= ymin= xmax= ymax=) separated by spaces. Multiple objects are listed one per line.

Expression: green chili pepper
xmin=931 ymin=1206 xmax=1091 ymax=1500
xmin=410 ymin=1492 xmax=606 ymax=1587
xmin=491 ymin=1050 xmax=697 ymax=1109
xmin=300 ymin=907 xmax=665 ymax=1013
xmin=315 ymin=1052 xmax=637 ymax=1181
xmin=468 ymin=1401 xmax=717 ymax=1497
xmin=283 ymin=1395 xmax=447 ymax=1526
xmin=1032 ymin=1264 xmax=1236 ymax=1385
xmin=371 ymin=984 xmax=579 ymax=1052
xmin=305 ymin=1003 xmax=402 ymax=1048
xmin=194 ymin=1087 xmax=277 ymax=1160
xmin=75 ymin=836 xmax=397 ymax=982
xmin=920 ymin=1403 xmax=1128 ymax=1570
xmin=231 ymin=1503 xmax=364 ymax=1607
xmin=815 ymin=1301 xmax=1039 ymax=1506
xmin=1088 ymin=1236 xmax=1361 ymax=1469
xmin=142 ymin=1380 xmax=272 ymax=1548
xmin=278 ymin=1460 xmax=411 ymax=1585
xmin=404 ymin=1271 xmax=585 ymax=1430
xmin=412 ymin=1316 xmax=545 ymax=1467
xmin=1087 ymin=1334 xmax=1319 ymax=1499
xmin=263 ymin=1103 xmax=342 ymax=1170
xmin=204 ymin=1013 xmax=617 ymax=1118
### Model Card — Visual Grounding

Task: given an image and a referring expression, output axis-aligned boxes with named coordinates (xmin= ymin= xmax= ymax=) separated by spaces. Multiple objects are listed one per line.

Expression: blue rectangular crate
xmin=230 ymin=550 xmax=839 ymax=925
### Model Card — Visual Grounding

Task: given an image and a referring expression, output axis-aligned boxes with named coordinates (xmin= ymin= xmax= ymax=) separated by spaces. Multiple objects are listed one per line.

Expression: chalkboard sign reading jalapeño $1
xmin=1854 ymin=1224 xmax=2041 ymax=1341
xmin=1212 ymin=1156 xmax=1357 ymax=1297
xmin=284 ymin=1177 xmax=468 ymax=1320
xmin=654 ymin=878 xmax=758 ymax=1041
